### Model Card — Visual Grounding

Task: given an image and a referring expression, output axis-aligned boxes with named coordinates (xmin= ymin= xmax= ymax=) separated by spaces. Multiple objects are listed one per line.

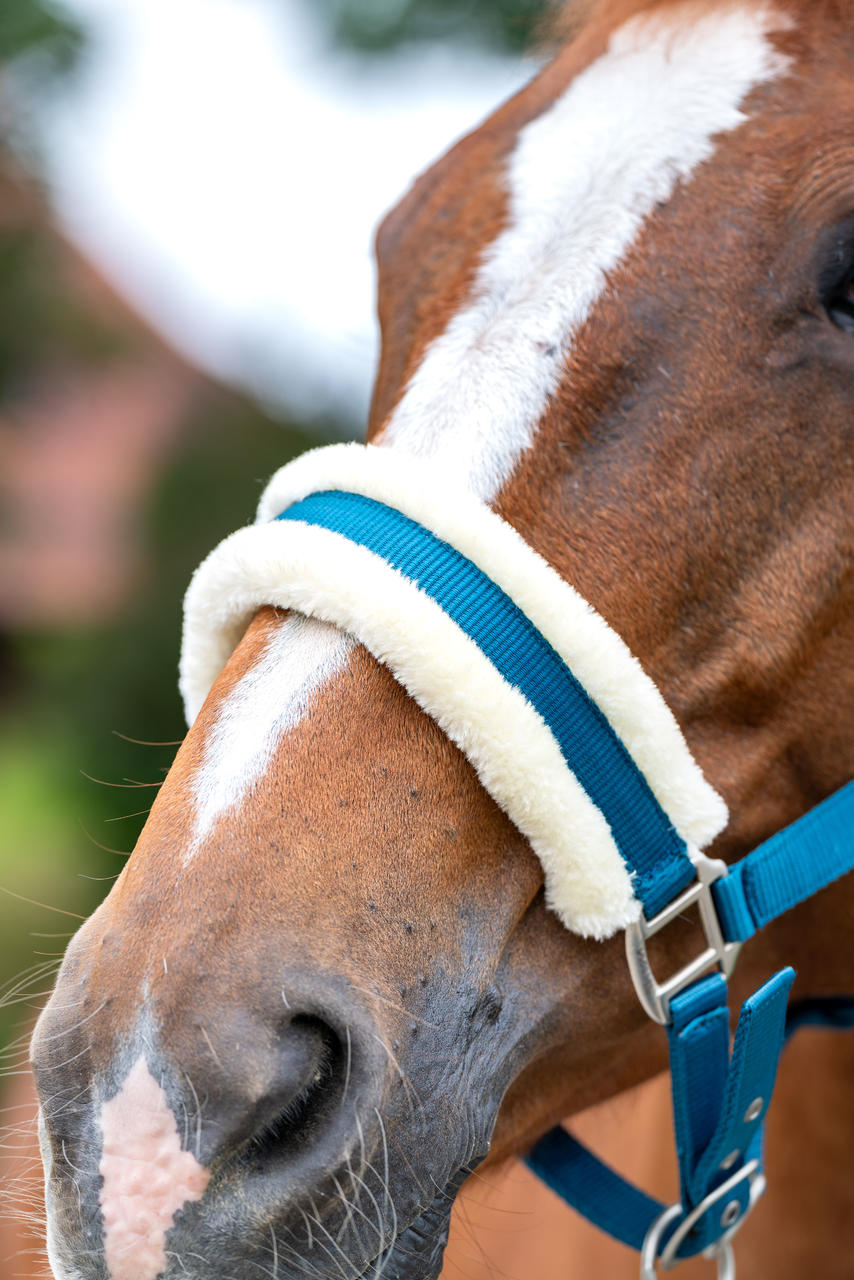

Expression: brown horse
xmin=29 ymin=1 xmax=854 ymax=1279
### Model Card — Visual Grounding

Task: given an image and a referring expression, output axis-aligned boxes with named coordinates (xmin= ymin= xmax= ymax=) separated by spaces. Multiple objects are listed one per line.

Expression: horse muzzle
xmin=31 ymin=913 xmax=498 ymax=1280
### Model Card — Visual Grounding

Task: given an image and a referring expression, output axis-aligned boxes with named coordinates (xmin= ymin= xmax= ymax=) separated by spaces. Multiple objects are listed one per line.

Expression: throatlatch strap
xmin=277 ymin=489 xmax=695 ymax=913
xmin=526 ymin=1128 xmax=662 ymax=1253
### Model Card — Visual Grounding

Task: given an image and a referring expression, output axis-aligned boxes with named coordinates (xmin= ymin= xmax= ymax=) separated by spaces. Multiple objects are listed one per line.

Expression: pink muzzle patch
xmin=99 ymin=1056 xmax=210 ymax=1280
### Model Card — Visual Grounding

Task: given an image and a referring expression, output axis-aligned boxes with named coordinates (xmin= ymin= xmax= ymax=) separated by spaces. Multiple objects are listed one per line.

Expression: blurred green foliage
xmin=316 ymin=0 xmax=552 ymax=52
xmin=0 ymin=223 xmax=128 ymax=402
xmin=0 ymin=3 xmax=330 ymax=1054
xmin=0 ymin=17 xmax=336 ymax=1064
xmin=0 ymin=0 xmax=82 ymax=74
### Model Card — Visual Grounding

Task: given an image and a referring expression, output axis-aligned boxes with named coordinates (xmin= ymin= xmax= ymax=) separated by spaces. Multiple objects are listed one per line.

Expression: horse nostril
xmin=230 ymin=1014 xmax=346 ymax=1172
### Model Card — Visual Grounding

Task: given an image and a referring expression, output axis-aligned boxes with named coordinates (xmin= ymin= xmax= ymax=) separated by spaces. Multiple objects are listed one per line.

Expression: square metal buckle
xmin=625 ymin=853 xmax=742 ymax=1026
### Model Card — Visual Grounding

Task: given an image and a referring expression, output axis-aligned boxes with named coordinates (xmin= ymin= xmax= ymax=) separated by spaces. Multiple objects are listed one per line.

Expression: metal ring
xmin=640 ymin=1204 xmax=735 ymax=1279
xmin=640 ymin=1204 xmax=682 ymax=1280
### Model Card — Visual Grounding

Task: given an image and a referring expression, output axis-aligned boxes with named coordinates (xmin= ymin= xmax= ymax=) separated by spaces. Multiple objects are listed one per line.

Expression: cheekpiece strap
xmin=713 ymin=782 xmax=854 ymax=942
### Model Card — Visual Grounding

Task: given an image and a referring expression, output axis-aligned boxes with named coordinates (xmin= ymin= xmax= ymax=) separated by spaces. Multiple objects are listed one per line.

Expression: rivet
xmin=744 ymin=1097 xmax=764 ymax=1123
xmin=721 ymin=1200 xmax=741 ymax=1229
xmin=719 ymin=1149 xmax=741 ymax=1171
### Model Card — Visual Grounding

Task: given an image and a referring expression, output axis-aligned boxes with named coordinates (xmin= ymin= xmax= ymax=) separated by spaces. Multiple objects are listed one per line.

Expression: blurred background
xmin=0 ymin=0 xmax=547 ymax=1059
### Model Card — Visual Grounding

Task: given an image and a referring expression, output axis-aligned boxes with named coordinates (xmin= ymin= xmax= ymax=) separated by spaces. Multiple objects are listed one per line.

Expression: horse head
xmin=32 ymin=3 xmax=854 ymax=1279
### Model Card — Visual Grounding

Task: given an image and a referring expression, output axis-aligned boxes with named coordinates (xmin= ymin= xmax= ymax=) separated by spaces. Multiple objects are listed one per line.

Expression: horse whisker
xmin=31 ymin=1002 xmax=106 ymax=1045
xmin=104 ymin=808 xmax=153 ymax=823
xmin=0 ymin=889 xmax=84 ymax=920
xmin=80 ymin=771 xmax=160 ymax=790
xmin=111 ymin=730 xmax=182 ymax=747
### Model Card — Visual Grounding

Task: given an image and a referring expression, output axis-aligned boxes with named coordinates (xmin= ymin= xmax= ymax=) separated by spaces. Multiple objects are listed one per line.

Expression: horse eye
xmin=826 ymin=276 xmax=854 ymax=333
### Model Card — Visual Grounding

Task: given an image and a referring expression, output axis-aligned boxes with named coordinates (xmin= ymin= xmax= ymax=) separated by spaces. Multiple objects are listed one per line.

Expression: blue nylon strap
xmin=688 ymin=967 xmax=793 ymax=1197
xmin=667 ymin=974 xmax=731 ymax=1208
xmin=666 ymin=967 xmax=794 ymax=1256
xmin=714 ymin=781 xmax=854 ymax=942
xmin=526 ymin=969 xmax=794 ymax=1261
xmin=277 ymin=489 xmax=695 ymax=913
xmin=525 ymin=1126 xmax=665 ymax=1253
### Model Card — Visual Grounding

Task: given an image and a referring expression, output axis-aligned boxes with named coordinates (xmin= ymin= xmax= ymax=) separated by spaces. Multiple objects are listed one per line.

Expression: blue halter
xmin=275 ymin=487 xmax=854 ymax=1277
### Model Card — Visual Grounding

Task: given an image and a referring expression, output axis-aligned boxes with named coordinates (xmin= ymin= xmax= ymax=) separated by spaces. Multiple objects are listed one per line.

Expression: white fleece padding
xmin=181 ymin=443 xmax=728 ymax=938
xmin=182 ymin=519 xmax=637 ymax=937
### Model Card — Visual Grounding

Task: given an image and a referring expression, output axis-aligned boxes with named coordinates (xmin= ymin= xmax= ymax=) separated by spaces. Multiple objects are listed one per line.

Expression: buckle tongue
xmin=640 ymin=1159 xmax=766 ymax=1278
xmin=626 ymin=853 xmax=742 ymax=1025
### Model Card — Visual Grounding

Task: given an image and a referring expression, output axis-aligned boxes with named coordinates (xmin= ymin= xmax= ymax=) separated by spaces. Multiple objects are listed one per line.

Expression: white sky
xmin=37 ymin=0 xmax=531 ymax=425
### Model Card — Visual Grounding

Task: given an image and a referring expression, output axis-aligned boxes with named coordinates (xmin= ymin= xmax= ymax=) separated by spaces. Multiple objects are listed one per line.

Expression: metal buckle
xmin=639 ymin=1159 xmax=765 ymax=1278
xmin=625 ymin=852 xmax=742 ymax=1025
xmin=640 ymin=1204 xmax=734 ymax=1280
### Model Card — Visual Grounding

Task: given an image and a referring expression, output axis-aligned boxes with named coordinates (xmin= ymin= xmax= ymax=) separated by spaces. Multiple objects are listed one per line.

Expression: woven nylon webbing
xmin=714 ymin=781 xmax=854 ymax=942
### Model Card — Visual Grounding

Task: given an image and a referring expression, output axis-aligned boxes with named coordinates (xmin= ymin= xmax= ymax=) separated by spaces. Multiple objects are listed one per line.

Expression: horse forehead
xmin=372 ymin=1 xmax=793 ymax=443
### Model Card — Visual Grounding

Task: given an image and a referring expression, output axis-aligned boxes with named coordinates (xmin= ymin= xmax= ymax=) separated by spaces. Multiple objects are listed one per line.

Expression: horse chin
xmin=206 ymin=1118 xmax=485 ymax=1280
xmin=361 ymin=1169 xmax=470 ymax=1280
xmin=178 ymin=1161 xmax=473 ymax=1280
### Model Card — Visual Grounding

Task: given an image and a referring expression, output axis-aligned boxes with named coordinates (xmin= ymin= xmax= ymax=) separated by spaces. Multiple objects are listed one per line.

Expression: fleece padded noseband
xmin=181 ymin=442 xmax=727 ymax=939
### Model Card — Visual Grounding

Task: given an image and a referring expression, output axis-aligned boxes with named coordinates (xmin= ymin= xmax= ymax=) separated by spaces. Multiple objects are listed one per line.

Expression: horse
xmin=28 ymin=1 xmax=854 ymax=1278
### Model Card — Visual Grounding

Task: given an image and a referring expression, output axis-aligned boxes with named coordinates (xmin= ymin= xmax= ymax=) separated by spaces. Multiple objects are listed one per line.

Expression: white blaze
xmin=191 ymin=613 xmax=352 ymax=848
xmin=378 ymin=2 xmax=789 ymax=498
xmin=192 ymin=3 xmax=789 ymax=835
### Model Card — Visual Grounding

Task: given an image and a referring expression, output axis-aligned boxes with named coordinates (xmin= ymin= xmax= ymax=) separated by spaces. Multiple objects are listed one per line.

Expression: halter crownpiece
xmin=181 ymin=441 xmax=854 ymax=1278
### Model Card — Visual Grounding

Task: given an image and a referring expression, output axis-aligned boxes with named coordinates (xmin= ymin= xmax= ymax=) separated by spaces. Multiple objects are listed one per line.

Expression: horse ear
xmin=373 ymin=186 xmax=417 ymax=267
xmin=374 ymin=204 xmax=399 ymax=266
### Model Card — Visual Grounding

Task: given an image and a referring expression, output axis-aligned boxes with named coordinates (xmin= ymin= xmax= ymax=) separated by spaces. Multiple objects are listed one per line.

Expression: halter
xmin=182 ymin=442 xmax=854 ymax=1279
